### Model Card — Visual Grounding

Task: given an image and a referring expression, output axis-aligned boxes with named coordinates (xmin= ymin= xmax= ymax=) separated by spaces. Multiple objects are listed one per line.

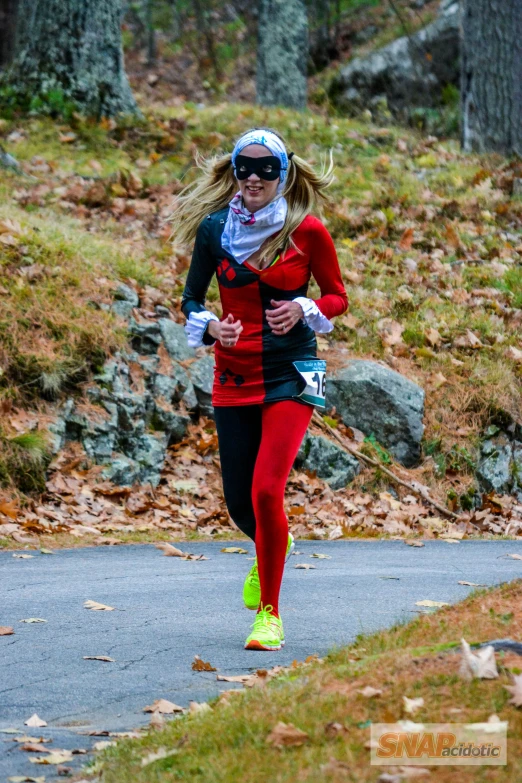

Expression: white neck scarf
xmin=221 ymin=193 xmax=288 ymax=265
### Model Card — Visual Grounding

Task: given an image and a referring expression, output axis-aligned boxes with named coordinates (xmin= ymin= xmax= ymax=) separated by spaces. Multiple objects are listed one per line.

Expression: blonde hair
xmin=170 ymin=128 xmax=333 ymax=262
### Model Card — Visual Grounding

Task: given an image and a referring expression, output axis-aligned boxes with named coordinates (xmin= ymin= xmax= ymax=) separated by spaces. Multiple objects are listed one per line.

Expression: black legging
xmin=214 ymin=401 xmax=312 ymax=542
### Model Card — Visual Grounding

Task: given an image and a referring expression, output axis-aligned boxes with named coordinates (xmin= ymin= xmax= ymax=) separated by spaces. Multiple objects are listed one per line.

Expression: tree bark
xmin=3 ymin=0 xmax=138 ymax=117
xmin=0 ymin=0 xmax=19 ymax=69
xmin=461 ymin=0 xmax=522 ymax=154
xmin=257 ymin=0 xmax=308 ymax=110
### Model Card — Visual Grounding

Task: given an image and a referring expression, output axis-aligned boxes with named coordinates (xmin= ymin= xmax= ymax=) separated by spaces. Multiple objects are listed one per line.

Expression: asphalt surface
xmin=1 ymin=539 xmax=521 ymax=781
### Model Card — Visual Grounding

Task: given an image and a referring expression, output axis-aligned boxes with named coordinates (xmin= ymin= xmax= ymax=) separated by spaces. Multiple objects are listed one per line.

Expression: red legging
xmin=214 ymin=400 xmax=313 ymax=616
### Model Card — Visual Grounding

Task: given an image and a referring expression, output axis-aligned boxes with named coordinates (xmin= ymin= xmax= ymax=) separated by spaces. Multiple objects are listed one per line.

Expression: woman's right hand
xmin=208 ymin=313 xmax=243 ymax=347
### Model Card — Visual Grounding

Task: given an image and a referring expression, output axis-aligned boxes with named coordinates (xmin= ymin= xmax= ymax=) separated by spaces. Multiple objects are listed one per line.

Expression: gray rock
xmin=187 ymin=355 xmax=215 ymax=417
xmin=170 ymin=363 xmax=198 ymax=411
xmin=129 ymin=318 xmax=162 ymax=355
xmin=114 ymin=283 xmax=139 ymax=307
xmin=111 ymin=300 xmax=134 ymax=319
xmin=62 ymin=401 xmax=119 ymax=464
xmin=295 ymin=433 xmax=361 ymax=490
xmin=152 ymin=400 xmax=190 ymax=445
xmin=153 ymin=373 xmax=180 ymax=403
xmin=158 ymin=319 xmax=195 ymax=361
xmin=326 ymin=360 xmax=425 ymax=467
xmin=331 ymin=0 xmax=460 ymax=115
xmin=257 ymin=0 xmax=308 ymax=110
xmin=512 ymin=442 xmax=522 ymax=492
xmin=155 ymin=305 xmax=171 ymax=318
xmin=102 ymin=456 xmax=140 ymax=486
xmin=129 ymin=433 xmax=167 ymax=487
xmin=476 ymin=434 xmax=512 ymax=494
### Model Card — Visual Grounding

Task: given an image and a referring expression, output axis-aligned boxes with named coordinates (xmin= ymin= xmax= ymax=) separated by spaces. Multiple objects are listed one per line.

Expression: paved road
xmin=1 ymin=540 xmax=521 ymax=781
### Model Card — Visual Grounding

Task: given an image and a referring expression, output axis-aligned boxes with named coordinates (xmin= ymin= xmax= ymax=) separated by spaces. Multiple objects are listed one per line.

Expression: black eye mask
xmin=234 ymin=155 xmax=282 ymax=181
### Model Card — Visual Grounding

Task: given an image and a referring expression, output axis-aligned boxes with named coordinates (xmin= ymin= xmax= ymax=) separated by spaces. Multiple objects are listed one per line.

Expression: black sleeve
xmin=181 ymin=218 xmax=217 ymax=346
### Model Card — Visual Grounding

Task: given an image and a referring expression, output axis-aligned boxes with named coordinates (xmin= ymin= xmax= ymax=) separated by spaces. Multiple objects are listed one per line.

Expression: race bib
xmin=293 ymin=360 xmax=327 ymax=408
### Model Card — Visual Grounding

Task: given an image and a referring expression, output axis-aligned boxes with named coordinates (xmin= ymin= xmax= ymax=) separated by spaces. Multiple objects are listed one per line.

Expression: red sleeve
xmin=306 ymin=217 xmax=348 ymax=320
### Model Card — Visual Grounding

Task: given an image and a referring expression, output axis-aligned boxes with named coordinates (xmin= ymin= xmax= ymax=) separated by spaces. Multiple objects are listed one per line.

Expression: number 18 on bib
xmin=293 ymin=360 xmax=327 ymax=408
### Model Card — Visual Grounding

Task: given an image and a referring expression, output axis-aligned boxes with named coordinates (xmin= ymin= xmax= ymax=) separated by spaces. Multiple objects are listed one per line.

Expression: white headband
xmin=231 ymin=129 xmax=290 ymax=184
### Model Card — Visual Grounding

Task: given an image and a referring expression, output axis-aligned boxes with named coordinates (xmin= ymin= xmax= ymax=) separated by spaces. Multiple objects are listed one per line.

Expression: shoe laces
xmin=252 ymin=605 xmax=279 ymax=630
xmin=246 ymin=560 xmax=258 ymax=585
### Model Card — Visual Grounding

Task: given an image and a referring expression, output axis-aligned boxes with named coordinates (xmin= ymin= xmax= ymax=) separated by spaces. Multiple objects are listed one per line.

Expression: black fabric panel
xmin=258 ymin=279 xmax=317 ymax=403
xmin=214 ymin=405 xmax=262 ymax=541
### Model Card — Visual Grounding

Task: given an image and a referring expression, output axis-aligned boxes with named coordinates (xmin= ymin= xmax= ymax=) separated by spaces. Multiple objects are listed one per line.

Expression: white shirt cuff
xmin=293 ymin=297 xmax=334 ymax=334
xmin=185 ymin=310 xmax=219 ymax=347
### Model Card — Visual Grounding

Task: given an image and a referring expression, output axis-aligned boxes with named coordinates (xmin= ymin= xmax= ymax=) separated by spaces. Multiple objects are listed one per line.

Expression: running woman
xmin=172 ymin=128 xmax=348 ymax=651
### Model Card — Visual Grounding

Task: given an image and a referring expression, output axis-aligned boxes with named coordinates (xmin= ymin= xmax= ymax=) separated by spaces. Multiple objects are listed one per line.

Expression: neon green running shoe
xmin=244 ymin=605 xmax=285 ymax=651
xmin=243 ymin=533 xmax=294 ymax=610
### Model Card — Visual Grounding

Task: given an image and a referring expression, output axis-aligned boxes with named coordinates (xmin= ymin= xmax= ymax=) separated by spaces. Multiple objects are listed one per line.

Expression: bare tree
xmin=257 ymin=0 xmax=308 ymax=109
xmin=461 ymin=0 xmax=522 ymax=154
xmin=0 ymin=0 xmax=19 ymax=69
xmin=3 ymin=0 xmax=138 ymax=117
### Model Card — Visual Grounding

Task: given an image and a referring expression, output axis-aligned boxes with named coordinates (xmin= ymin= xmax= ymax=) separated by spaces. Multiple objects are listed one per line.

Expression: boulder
xmin=296 ymin=433 xmax=361 ymax=490
xmin=475 ymin=433 xmax=522 ymax=497
xmin=158 ymin=318 xmax=195 ymax=362
xmin=102 ymin=456 xmax=141 ymax=486
xmin=128 ymin=317 xmax=162 ymax=355
xmin=326 ymin=360 xmax=425 ymax=467
xmin=187 ymin=355 xmax=215 ymax=417
xmin=152 ymin=400 xmax=190 ymax=445
xmin=114 ymin=283 xmax=139 ymax=307
xmin=127 ymin=433 xmax=168 ymax=487
xmin=331 ymin=0 xmax=460 ymax=116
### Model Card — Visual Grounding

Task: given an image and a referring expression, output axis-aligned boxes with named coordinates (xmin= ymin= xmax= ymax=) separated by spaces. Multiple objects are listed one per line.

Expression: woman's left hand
xmin=266 ymin=299 xmax=304 ymax=335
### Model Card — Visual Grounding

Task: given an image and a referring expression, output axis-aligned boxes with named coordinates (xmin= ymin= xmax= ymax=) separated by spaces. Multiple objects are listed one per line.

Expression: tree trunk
xmin=257 ymin=0 xmax=308 ymax=110
xmin=3 ymin=0 xmax=138 ymax=118
xmin=461 ymin=0 xmax=522 ymax=154
xmin=145 ymin=0 xmax=157 ymax=66
xmin=0 ymin=0 xmax=19 ymax=69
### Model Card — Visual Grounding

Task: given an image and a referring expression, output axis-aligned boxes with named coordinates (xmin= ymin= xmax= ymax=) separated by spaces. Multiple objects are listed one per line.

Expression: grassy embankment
xmin=0 ymin=104 xmax=521 ymax=513
xmin=95 ymin=580 xmax=522 ymax=782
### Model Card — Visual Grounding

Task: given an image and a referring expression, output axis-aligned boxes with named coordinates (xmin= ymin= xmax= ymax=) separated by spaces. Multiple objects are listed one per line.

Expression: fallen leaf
xmin=189 ymin=701 xmax=212 ymax=714
xmin=403 ymin=696 xmax=424 ymax=715
xmin=399 ymin=227 xmax=414 ymax=250
xmin=220 ymin=547 xmax=248 ymax=554
xmin=506 ymin=554 xmax=522 ymax=560
xmin=8 ymin=777 xmax=46 ymax=783
xmin=12 ymin=554 xmax=34 ymax=559
xmin=84 ymin=600 xmax=114 ymax=611
xmin=443 ymin=539 xmax=460 ymax=544
xmin=19 ymin=743 xmax=49 ymax=752
xmin=415 ymin=600 xmax=449 ymax=608
xmin=216 ymin=674 xmax=253 ymax=684
xmin=143 ymin=698 xmax=184 ymax=714
xmin=504 ymin=674 xmax=522 ymax=707
xmin=13 ymin=735 xmax=51 ymax=743
xmin=459 ymin=638 xmax=498 ymax=680
xmin=83 ymin=656 xmax=115 ymax=662
xmin=192 ymin=655 xmax=217 ymax=672
xmin=156 ymin=543 xmax=186 ymax=557
xmin=141 ymin=747 xmax=178 ymax=767
xmin=405 ymin=540 xmax=424 ymax=547
xmin=149 ymin=711 xmax=165 ymax=729
xmin=20 ymin=618 xmax=47 ymax=623
xmin=30 ymin=750 xmax=73 ymax=764
xmin=458 ymin=581 xmax=486 ymax=587
xmin=0 ymin=626 xmax=14 ymax=635
xmin=358 ymin=686 xmax=382 ymax=698
xmin=266 ymin=721 xmax=310 ymax=748
xmin=311 ymin=553 xmax=331 ymax=559
xmin=324 ymin=722 xmax=348 ymax=738
xmin=322 ymin=757 xmax=351 ymax=774
xmin=93 ymin=740 xmax=116 ymax=750
xmin=24 ymin=715 xmax=47 ymax=728
xmin=39 ymin=548 xmax=54 ymax=555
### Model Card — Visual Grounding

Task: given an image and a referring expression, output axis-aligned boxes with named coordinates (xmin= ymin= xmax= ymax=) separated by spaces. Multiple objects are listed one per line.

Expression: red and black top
xmin=181 ymin=208 xmax=348 ymax=407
